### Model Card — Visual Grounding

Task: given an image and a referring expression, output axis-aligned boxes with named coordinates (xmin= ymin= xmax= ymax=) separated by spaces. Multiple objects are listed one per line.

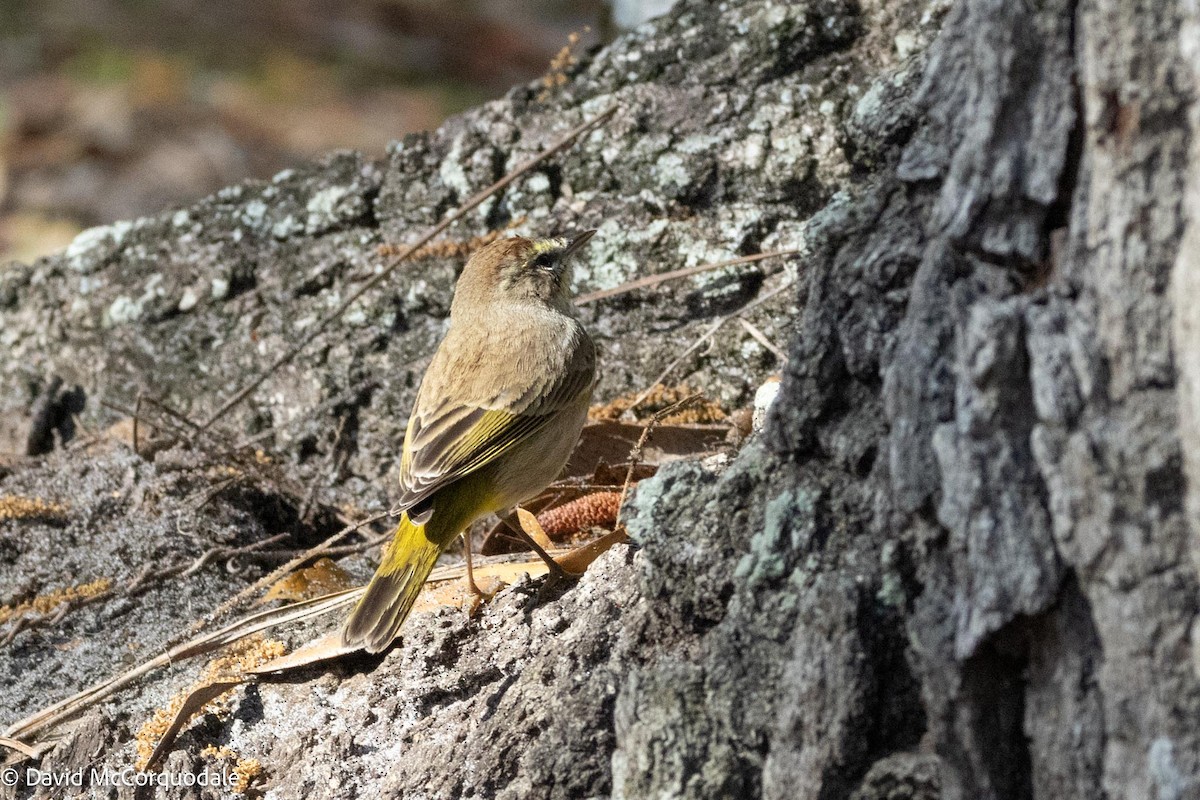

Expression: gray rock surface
xmin=2 ymin=0 xmax=1200 ymax=798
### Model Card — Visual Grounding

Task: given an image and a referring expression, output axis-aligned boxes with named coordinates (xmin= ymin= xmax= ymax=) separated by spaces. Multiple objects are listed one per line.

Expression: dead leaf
xmin=0 ymin=736 xmax=38 ymax=758
xmin=143 ymin=680 xmax=242 ymax=770
xmin=555 ymin=529 xmax=630 ymax=575
xmin=516 ymin=508 xmax=554 ymax=550
xmin=248 ymin=632 xmax=357 ymax=674
xmin=564 ymin=421 xmax=729 ymax=478
xmin=261 ymin=558 xmax=355 ymax=604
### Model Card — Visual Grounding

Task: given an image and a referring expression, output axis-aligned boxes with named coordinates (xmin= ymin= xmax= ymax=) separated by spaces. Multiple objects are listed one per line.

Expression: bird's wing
xmin=396 ymin=336 xmax=594 ymax=512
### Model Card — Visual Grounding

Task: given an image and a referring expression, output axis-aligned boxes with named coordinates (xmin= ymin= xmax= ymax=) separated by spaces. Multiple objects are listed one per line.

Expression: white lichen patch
xmin=241 ymin=200 xmax=268 ymax=230
xmin=178 ymin=288 xmax=199 ymax=312
xmin=65 ymin=220 xmax=133 ymax=274
xmin=653 ymin=152 xmax=693 ymax=195
xmin=438 ymin=136 xmax=473 ymax=197
xmin=271 ymin=215 xmax=303 ymax=240
xmin=894 ymin=30 xmax=920 ymax=59
xmin=344 ymin=305 xmax=368 ymax=326
xmin=572 ymin=217 xmax=671 ymax=293
xmin=101 ymin=273 xmax=164 ymax=327
xmin=761 ymin=220 xmax=811 ymax=279
xmin=676 ymin=233 xmax=739 ymax=272
xmin=525 ymin=173 xmax=551 ymax=194
xmin=723 ymin=133 xmax=768 ymax=171
xmin=765 ymin=123 xmax=814 ymax=173
xmin=78 ymin=276 xmax=104 ymax=296
xmin=305 ymin=186 xmax=354 ymax=233
xmin=104 ymin=295 xmax=141 ymax=327
xmin=677 ymin=133 xmax=719 ymax=155
xmin=402 ymin=279 xmax=431 ymax=313
xmin=741 ymin=338 xmax=765 ymax=359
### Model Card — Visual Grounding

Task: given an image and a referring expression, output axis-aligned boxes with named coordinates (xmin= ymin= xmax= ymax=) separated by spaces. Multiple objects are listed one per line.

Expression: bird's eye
xmin=531 ymin=252 xmax=556 ymax=271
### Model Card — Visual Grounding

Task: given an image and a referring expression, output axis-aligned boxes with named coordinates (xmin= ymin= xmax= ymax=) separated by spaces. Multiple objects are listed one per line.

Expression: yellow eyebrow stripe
xmin=530 ymin=238 xmax=564 ymax=254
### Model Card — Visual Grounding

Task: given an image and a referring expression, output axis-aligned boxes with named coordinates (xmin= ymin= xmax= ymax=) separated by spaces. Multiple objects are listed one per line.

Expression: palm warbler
xmin=342 ymin=231 xmax=597 ymax=653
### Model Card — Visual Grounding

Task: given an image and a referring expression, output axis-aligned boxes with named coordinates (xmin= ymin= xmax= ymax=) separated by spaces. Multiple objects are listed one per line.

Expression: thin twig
xmin=173 ymin=508 xmax=394 ymax=645
xmin=0 ymin=736 xmax=38 ymax=758
xmin=132 ymin=392 xmax=142 ymax=456
xmin=190 ymin=475 xmax=241 ymax=513
xmin=247 ymin=532 xmax=392 ymax=561
xmin=99 ymin=399 xmax=187 ymax=443
xmin=628 ymin=278 xmax=793 ymax=411
xmin=3 ymin=589 xmax=362 ymax=743
xmin=0 ymin=535 xmax=294 ymax=645
xmin=198 ymin=105 xmax=619 ymax=435
xmin=574 ymin=250 xmax=799 ymax=305
xmin=736 ymin=317 xmax=788 ymax=362
xmin=180 ymin=534 xmax=289 ymax=578
xmin=615 ymin=393 xmax=703 ymax=530
xmin=142 ymin=395 xmax=205 ymax=433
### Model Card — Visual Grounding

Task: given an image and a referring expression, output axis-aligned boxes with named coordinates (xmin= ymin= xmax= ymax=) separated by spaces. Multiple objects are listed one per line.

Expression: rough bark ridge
xmin=1 ymin=0 xmax=1198 ymax=798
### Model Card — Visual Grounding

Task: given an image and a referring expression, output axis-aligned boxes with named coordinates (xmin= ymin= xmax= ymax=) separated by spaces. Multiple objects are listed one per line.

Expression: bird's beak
xmin=560 ymin=229 xmax=596 ymax=260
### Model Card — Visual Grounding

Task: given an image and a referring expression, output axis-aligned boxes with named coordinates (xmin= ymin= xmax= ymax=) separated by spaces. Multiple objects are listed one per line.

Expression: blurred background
xmin=0 ymin=0 xmax=675 ymax=264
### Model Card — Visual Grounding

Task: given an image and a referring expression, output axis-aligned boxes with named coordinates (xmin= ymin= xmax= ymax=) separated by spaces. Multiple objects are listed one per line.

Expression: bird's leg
xmin=461 ymin=531 xmax=487 ymax=601
xmin=500 ymin=508 xmax=575 ymax=582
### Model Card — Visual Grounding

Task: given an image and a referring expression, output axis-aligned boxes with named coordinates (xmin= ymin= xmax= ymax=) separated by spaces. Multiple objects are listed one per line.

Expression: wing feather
xmin=395 ymin=327 xmax=594 ymax=510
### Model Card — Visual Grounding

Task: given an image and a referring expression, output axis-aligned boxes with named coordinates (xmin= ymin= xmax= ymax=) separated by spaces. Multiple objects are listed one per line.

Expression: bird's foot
xmin=512 ymin=507 xmax=580 ymax=583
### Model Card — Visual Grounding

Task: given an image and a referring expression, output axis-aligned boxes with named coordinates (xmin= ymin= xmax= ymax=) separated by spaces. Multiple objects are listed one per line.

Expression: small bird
xmin=342 ymin=231 xmax=598 ymax=653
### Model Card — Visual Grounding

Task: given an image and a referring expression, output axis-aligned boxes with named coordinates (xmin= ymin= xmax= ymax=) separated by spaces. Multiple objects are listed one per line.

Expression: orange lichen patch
xmin=203 ymin=635 xmax=287 ymax=682
xmin=231 ymin=758 xmax=263 ymax=794
xmin=539 ymin=30 xmax=585 ymax=99
xmin=135 ymin=635 xmax=287 ymax=770
xmin=261 ymin=557 xmax=355 ymax=603
xmin=0 ymin=578 xmax=111 ymax=625
xmin=0 ymin=495 xmax=68 ymax=521
xmin=537 ymin=492 xmax=623 ymax=538
xmin=589 ymin=384 xmax=727 ymax=425
xmin=200 ymin=745 xmax=264 ymax=795
xmin=376 ymin=218 xmax=527 ymax=261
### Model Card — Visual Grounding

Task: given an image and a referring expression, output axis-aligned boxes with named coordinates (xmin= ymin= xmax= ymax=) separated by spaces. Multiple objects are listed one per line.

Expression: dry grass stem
xmin=574 ymin=250 xmax=799 ymax=305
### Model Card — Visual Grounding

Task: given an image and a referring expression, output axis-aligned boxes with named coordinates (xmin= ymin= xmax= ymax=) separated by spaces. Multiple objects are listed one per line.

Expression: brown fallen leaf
xmin=139 ymin=635 xmax=286 ymax=770
xmin=142 ymin=680 xmax=242 ymax=771
xmin=563 ymin=421 xmax=729 ymax=478
xmin=555 ymin=528 xmax=630 ymax=575
xmin=516 ymin=508 xmax=554 ymax=550
xmin=260 ymin=558 xmax=356 ymax=604
xmin=413 ymin=573 xmax=505 ymax=616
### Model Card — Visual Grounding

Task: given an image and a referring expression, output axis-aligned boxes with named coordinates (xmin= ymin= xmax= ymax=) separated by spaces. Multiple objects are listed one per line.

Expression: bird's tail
xmin=342 ymin=512 xmax=443 ymax=653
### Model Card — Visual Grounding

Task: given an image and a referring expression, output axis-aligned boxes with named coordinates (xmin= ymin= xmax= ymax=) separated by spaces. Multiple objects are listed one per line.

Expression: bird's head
xmin=451 ymin=231 xmax=595 ymax=316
